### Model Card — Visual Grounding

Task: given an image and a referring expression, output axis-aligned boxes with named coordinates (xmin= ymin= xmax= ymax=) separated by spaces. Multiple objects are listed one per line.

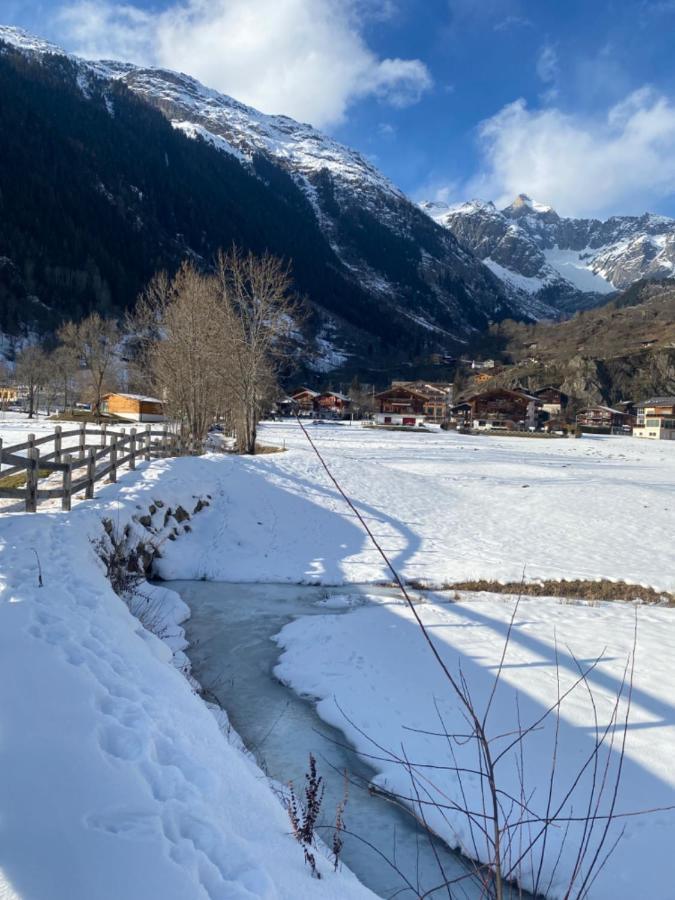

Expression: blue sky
xmin=6 ymin=0 xmax=675 ymax=217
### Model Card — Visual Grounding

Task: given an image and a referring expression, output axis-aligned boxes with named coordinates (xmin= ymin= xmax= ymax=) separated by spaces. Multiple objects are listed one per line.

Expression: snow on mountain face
xmin=422 ymin=193 xmax=675 ymax=318
xmin=0 ymin=24 xmax=516 ymax=345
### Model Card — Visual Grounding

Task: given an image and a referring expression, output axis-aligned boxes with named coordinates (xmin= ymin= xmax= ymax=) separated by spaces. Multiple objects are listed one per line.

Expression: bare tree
xmin=133 ymin=263 xmax=229 ymax=445
xmin=133 ymin=250 xmax=299 ymax=453
xmin=58 ymin=313 xmax=119 ymax=420
xmin=49 ymin=344 xmax=80 ymax=412
xmin=16 ymin=345 xmax=48 ymax=418
xmin=216 ymin=248 xmax=299 ymax=454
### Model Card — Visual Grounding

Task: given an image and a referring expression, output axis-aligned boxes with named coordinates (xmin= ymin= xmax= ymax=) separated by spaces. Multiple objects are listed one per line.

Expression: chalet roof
xmin=319 ymin=391 xmax=350 ymax=401
xmin=104 ymin=392 xmax=162 ymax=404
xmin=291 ymin=387 xmax=319 ymax=398
xmin=635 ymin=396 xmax=675 ymax=407
xmin=534 ymin=385 xmax=567 ymax=397
xmin=465 ymin=387 xmax=541 ymax=404
xmin=382 ymin=381 xmax=453 ymax=400
xmin=579 ymin=405 xmax=624 ymax=414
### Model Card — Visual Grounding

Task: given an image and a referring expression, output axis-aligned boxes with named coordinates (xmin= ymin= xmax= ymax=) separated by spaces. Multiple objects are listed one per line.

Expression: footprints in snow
xmin=26 ymin=584 xmax=270 ymax=899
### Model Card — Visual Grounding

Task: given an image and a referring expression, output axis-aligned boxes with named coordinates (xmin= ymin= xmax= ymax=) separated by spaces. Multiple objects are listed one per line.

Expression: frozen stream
xmin=175 ymin=581 xmax=530 ymax=900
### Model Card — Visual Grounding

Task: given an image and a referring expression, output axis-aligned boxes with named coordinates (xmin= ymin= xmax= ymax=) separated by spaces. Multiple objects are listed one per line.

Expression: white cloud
xmin=536 ymin=44 xmax=558 ymax=84
xmin=55 ymin=0 xmax=432 ymax=128
xmin=467 ymin=88 xmax=675 ymax=217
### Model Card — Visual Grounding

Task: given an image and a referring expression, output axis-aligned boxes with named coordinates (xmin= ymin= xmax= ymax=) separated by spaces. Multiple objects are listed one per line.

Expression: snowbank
xmin=274 ymin=593 xmax=675 ymax=900
xmin=0 ymin=456 xmax=374 ymax=900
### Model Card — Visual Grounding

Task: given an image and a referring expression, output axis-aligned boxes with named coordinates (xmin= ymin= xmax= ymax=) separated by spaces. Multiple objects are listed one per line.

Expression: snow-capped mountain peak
xmin=421 ymin=191 xmax=675 ymax=318
xmin=0 ymin=24 xmax=64 ymax=56
xmin=504 ymin=193 xmax=556 ymax=216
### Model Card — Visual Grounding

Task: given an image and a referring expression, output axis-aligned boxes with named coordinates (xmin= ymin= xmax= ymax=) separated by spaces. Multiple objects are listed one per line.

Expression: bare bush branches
xmin=287 ymin=753 xmax=325 ymax=878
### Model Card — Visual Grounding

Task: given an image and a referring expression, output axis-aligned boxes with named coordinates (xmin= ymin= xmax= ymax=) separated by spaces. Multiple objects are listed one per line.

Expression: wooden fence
xmin=0 ymin=424 xmax=183 ymax=513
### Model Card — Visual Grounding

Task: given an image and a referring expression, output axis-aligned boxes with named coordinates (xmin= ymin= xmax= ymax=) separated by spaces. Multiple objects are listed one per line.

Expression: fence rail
xmin=0 ymin=423 xmax=185 ymax=513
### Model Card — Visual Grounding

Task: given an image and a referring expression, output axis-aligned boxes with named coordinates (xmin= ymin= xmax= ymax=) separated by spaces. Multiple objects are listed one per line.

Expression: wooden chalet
xmin=576 ymin=405 xmax=628 ymax=433
xmin=452 ymin=388 xmax=541 ymax=431
xmin=100 ymin=392 xmax=165 ymax=423
xmin=315 ymin=391 xmax=352 ymax=418
xmin=534 ymin=386 xmax=569 ymax=417
xmin=290 ymin=388 xmax=319 ymax=414
xmin=376 ymin=381 xmax=453 ymax=423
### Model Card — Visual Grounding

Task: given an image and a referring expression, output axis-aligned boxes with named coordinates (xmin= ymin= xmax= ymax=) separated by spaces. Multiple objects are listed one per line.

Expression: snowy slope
xmin=0 ymin=453 xmax=375 ymax=900
xmin=422 ymin=193 xmax=675 ymax=318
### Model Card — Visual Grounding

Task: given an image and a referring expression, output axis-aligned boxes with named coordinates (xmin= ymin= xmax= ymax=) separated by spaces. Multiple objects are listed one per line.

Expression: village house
xmin=576 ymin=405 xmax=628 ymax=433
xmin=0 ymin=386 xmax=18 ymax=406
xmin=375 ymin=381 xmax=453 ymax=425
xmin=633 ymin=397 xmax=675 ymax=440
xmin=290 ymin=388 xmax=319 ymax=415
xmin=472 ymin=372 xmax=494 ymax=386
xmin=452 ymin=388 xmax=541 ymax=431
xmin=100 ymin=392 xmax=165 ymax=422
xmin=314 ymin=391 xmax=352 ymax=418
xmin=534 ymin=386 xmax=569 ymax=418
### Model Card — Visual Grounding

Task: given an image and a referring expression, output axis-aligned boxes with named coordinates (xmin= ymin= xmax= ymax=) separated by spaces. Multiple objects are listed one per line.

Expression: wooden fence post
xmin=54 ymin=425 xmax=62 ymax=464
xmin=145 ymin=425 xmax=151 ymax=461
xmin=85 ymin=448 xmax=95 ymax=499
xmin=100 ymin=423 xmax=107 ymax=448
xmin=25 ymin=447 xmax=38 ymax=513
xmin=79 ymin=424 xmax=86 ymax=460
xmin=129 ymin=428 xmax=137 ymax=470
xmin=110 ymin=435 xmax=118 ymax=483
xmin=62 ymin=454 xmax=73 ymax=512
xmin=162 ymin=425 xmax=169 ymax=457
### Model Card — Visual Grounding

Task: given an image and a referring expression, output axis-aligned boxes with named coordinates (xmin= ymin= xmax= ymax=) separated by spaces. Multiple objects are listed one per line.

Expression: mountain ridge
xmin=0 ymin=25 xmax=518 ymax=370
xmin=422 ymin=192 xmax=675 ymax=319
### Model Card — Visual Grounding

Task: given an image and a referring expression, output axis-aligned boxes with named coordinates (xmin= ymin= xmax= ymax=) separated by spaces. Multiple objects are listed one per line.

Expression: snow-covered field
xmin=0 ymin=415 xmax=673 ymax=899
xmin=156 ymin=421 xmax=675 ymax=592
xmin=276 ymin=593 xmax=675 ymax=899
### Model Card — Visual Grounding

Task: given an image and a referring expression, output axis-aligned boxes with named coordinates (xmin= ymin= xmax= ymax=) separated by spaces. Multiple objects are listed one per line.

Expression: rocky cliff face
xmin=479 ymin=281 xmax=675 ymax=405
xmin=422 ymin=193 xmax=675 ymax=319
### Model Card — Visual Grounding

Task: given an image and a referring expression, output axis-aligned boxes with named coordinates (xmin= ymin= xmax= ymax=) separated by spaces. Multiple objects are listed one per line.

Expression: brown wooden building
xmin=576 ymin=405 xmax=628 ymax=432
xmin=290 ymin=388 xmax=319 ymax=414
xmin=534 ymin=387 xmax=569 ymax=418
xmin=452 ymin=388 xmax=541 ymax=430
xmin=376 ymin=381 xmax=453 ymax=423
xmin=315 ymin=392 xmax=352 ymax=417
xmin=101 ymin=392 xmax=165 ymax=422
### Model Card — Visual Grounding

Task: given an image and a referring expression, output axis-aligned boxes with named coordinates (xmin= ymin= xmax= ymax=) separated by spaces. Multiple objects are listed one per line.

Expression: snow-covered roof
xmin=105 ymin=392 xmax=163 ymax=404
xmin=581 ymin=405 xmax=624 ymax=414
xmin=636 ymin=397 xmax=675 ymax=407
